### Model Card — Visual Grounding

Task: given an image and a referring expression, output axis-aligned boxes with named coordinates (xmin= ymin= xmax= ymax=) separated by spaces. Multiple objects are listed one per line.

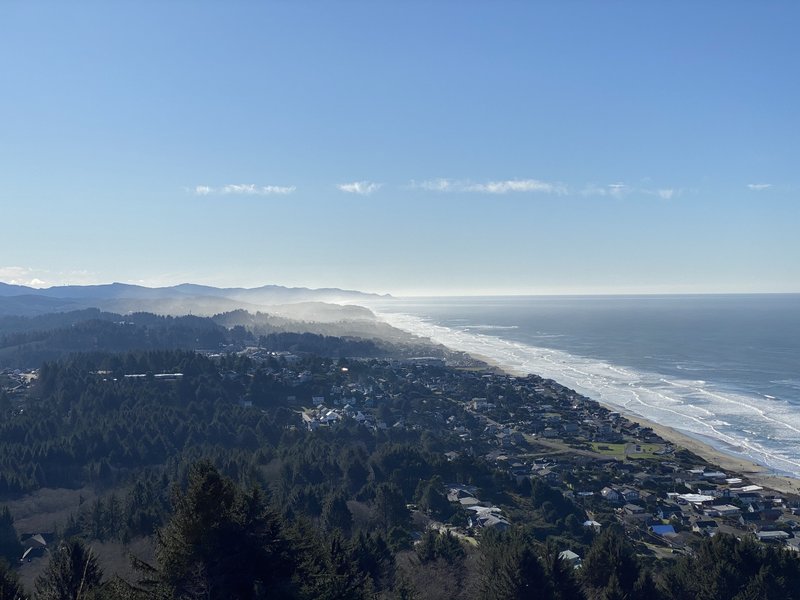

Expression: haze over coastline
xmin=3 ymin=277 xmax=798 ymax=487
xmin=369 ymin=294 xmax=800 ymax=482
xmin=4 ymin=3 xmax=800 ymax=596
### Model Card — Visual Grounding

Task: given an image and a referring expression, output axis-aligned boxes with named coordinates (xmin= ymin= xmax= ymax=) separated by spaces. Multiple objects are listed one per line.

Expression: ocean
xmin=368 ymin=294 xmax=800 ymax=478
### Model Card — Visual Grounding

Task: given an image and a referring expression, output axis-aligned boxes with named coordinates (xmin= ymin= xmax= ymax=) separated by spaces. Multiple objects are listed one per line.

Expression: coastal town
xmin=4 ymin=347 xmax=799 ymax=565
xmin=163 ymin=348 xmax=800 ymax=558
xmin=285 ymin=355 xmax=800 ymax=557
xmin=3 ymin=342 xmax=800 ymax=596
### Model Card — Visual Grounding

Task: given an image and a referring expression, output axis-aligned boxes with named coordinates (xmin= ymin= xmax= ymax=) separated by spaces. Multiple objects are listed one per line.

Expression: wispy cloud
xmin=747 ymin=183 xmax=772 ymax=191
xmin=607 ymin=183 xmax=628 ymax=197
xmin=193 ymin=183 xmax=296 ymax=196
xmin=581 ymin=183 xmax=629 ymax=197
xmin=221 ymin=183 xmax=296 ymax=195
xmin=582 ymin=183 xmax=677 ymax=200
xmin=413 ymin=178 xmax=567 ymax=195
xmin=337 ymin=181 xmax=382 ymax=195
xmin=416 ymin=178 xmax=455 ymax=192
xmin=465 ymin=179 xmax=566 ymax=194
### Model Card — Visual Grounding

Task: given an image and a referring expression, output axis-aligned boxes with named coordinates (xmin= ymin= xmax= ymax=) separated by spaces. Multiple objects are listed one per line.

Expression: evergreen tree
xmin=415 ymin=528 xmax=439 ymax=564
xmin=153 ymin=461 xmax=295 ymax=599
xmin=34 ymin=538 xmax=103 ymax=600
xmin=321 ymin=491 xmax=353 ymax=536
xmin=658 ymin=534 xmax=800 ymax=600
xmin=0 ymin=508 xmax=21 ymax=566
xmin=580 ymin=527 xmax=640 ymax=600
xmin=0 ymin=559 xmax=25 ymax=600
xmin=299 ymin=533 xmax=368 ymax=600
xmin=351 ymin=532 xmax=394 ymax=592
xmin=416 ymin=476 xmax=452 ymax=520
xmin=374 ymin=483 xmax=410 ymax=530
xmin=545 ymin=548 xmax=584 ymax=600
xmin=480 ymin=532 xmax=553 ymax=600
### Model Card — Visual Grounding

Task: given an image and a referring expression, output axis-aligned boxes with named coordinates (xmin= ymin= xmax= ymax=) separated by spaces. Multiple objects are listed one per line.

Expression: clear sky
xmin=1 ymin=1 xmax=798 ymax=296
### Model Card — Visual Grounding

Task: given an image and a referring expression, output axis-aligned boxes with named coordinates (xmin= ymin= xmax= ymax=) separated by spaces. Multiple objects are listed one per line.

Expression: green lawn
xmin=590 ymin=442 xmax=665 ymax=460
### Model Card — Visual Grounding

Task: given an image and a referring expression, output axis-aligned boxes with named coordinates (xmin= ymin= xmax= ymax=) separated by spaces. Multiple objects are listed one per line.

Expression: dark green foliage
xmin=5 ymin=348 xmax=800 ymax=600
xmin=34 ymin=538 xmax=103 ymax=600
xmin=153 ymin=462 xmax=295 ymax=600
xmin=415 ymin=476 xmax=453 ymax=520
xmin=350 ymin=531 xmax=395 ymax=591
xmin=257 ymin=332 xmax=388 ymax=359
xmin=531 ymin=480 xmax=583 ymax=523
xmin=374 ymin=483 xmax=411 ymax=530
xmin=415 ymin=529 xmax=439 ymax=564
xmin=416 ymin=529 xmax=465 ymax=565
xmin=659 ymin=533 xmax=800 ymax=600
xmin=322 ymin=490 xmax=353 ymax=535
xmin=0 ymin=350 xmax=282 ymax=494
xmin=0 ymin=309 xmax=390 ymax=369
xmin=297 ymin=532 xmax=370 ymax=600
xmin=580 ymin=527 xmax=640 ymax=600
xmin=544 ymin=548 xmax=584 ymax=600
xmin=0 ymin=509 xmax=21 ymax=566
xmin=479 ymin=531 xmax=554 ymax=600
xmin=0 ymin=560 xmax=24 ymax=600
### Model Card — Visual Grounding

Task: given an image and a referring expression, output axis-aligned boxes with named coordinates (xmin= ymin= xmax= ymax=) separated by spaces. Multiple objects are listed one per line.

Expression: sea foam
xmin=376 ymin=310 xmax=800 ymax=478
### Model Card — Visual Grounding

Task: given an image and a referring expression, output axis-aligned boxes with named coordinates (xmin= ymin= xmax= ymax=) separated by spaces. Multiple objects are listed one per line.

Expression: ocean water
xmin=368 ymin=295 xmax=800 ymax=477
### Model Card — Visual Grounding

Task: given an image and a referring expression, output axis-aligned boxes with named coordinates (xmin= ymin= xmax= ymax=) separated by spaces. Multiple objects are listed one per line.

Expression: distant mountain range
xmin=0 ymin=282 xmax=391 ymax=317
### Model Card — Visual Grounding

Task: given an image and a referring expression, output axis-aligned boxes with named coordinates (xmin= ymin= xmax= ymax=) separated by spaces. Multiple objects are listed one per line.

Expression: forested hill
xmin=0 ymin=281 xmax=390 ymax=318
xmin=2 ymin=349 xmax=800 ymax=598
xmin=0 ymin=309 xmax=407 ymax=368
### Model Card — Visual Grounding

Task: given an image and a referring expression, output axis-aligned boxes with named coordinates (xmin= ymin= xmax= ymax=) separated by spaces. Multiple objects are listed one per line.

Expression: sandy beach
xmin=622 ymin=412 xmax=800 ymax=497
xmin=472 ymin=352 xmax=800 ymax=498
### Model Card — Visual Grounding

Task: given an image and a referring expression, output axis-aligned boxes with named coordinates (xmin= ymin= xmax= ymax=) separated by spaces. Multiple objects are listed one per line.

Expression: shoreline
xmin=469 ymin=351 xmax=800 ymax=497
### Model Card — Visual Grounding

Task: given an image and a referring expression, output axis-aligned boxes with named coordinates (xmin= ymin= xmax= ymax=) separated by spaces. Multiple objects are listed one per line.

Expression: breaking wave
xmin=377 ymin=310 xmax=800 ymax=478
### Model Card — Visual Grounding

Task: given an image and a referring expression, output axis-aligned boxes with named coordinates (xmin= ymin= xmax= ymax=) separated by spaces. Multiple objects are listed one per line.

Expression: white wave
xmin=377 ymin=310 xmax=800 ymax=478
xmin=460 ymin=325 xmax=520 ymax=331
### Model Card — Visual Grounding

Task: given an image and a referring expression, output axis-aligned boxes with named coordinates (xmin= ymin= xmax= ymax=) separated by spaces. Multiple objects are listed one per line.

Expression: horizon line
xmin=2 ymin=279 xmax=799 ymax=299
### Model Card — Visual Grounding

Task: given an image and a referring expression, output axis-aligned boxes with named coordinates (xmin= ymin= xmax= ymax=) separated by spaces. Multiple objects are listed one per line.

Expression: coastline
xmin=469 ymin=352 xmax=800 ymax=497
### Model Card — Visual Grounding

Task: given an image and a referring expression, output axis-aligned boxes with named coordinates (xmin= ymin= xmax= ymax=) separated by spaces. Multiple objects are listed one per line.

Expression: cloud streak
xmin=193 ymin=183 xmax=296 ymax=196
xmin=581 ymin=183 xmax=678 ymax=200
xmin=747 ymin=183 xmax=772 ymax=191
xmin=414 ymin=178 xmax=567 ymax=195
xmin=337 ymin=181 xmax=382 ymax=195
xmin=190 ymin=178 xmax=683 ymax=200
xmin=581 ymin=183 xmax=629 ymax=197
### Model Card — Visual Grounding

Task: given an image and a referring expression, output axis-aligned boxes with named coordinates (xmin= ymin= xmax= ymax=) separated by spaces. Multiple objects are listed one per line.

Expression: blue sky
xmin=1 ymin=2 xmax=798 ymax=295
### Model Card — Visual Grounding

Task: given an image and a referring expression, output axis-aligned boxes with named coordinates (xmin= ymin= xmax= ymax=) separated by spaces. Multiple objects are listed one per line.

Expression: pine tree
xmin=545 ymin=548 xmax=584 ymax=600
xmin=299 ymin=533 xmax=368 ymax=600
xmin=480 ymin=533 xmax=553 ymax=600
xmin=153 ymin=461 xmax=295 ymax=599
xmin=34 ymin=538 xmax=103 ymax=600
xmin=0 ymin=508 xmax=21 ymax=566
xmin=374 ymin=483 xmax=409 ymax=530
xmin=0 ymin=559 xmax=25 ymax=600
xmin=580 ymin=527 xmax=639 ymax=600
xmin=321 ymin=491 xmax=353 ymax=536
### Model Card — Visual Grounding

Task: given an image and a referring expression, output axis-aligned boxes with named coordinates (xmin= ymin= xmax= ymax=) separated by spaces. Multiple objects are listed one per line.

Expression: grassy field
xmin=5 ymin=486 xmax=98 ymax=534
xmin=590 ymin=442 xmax=666 ymax=460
